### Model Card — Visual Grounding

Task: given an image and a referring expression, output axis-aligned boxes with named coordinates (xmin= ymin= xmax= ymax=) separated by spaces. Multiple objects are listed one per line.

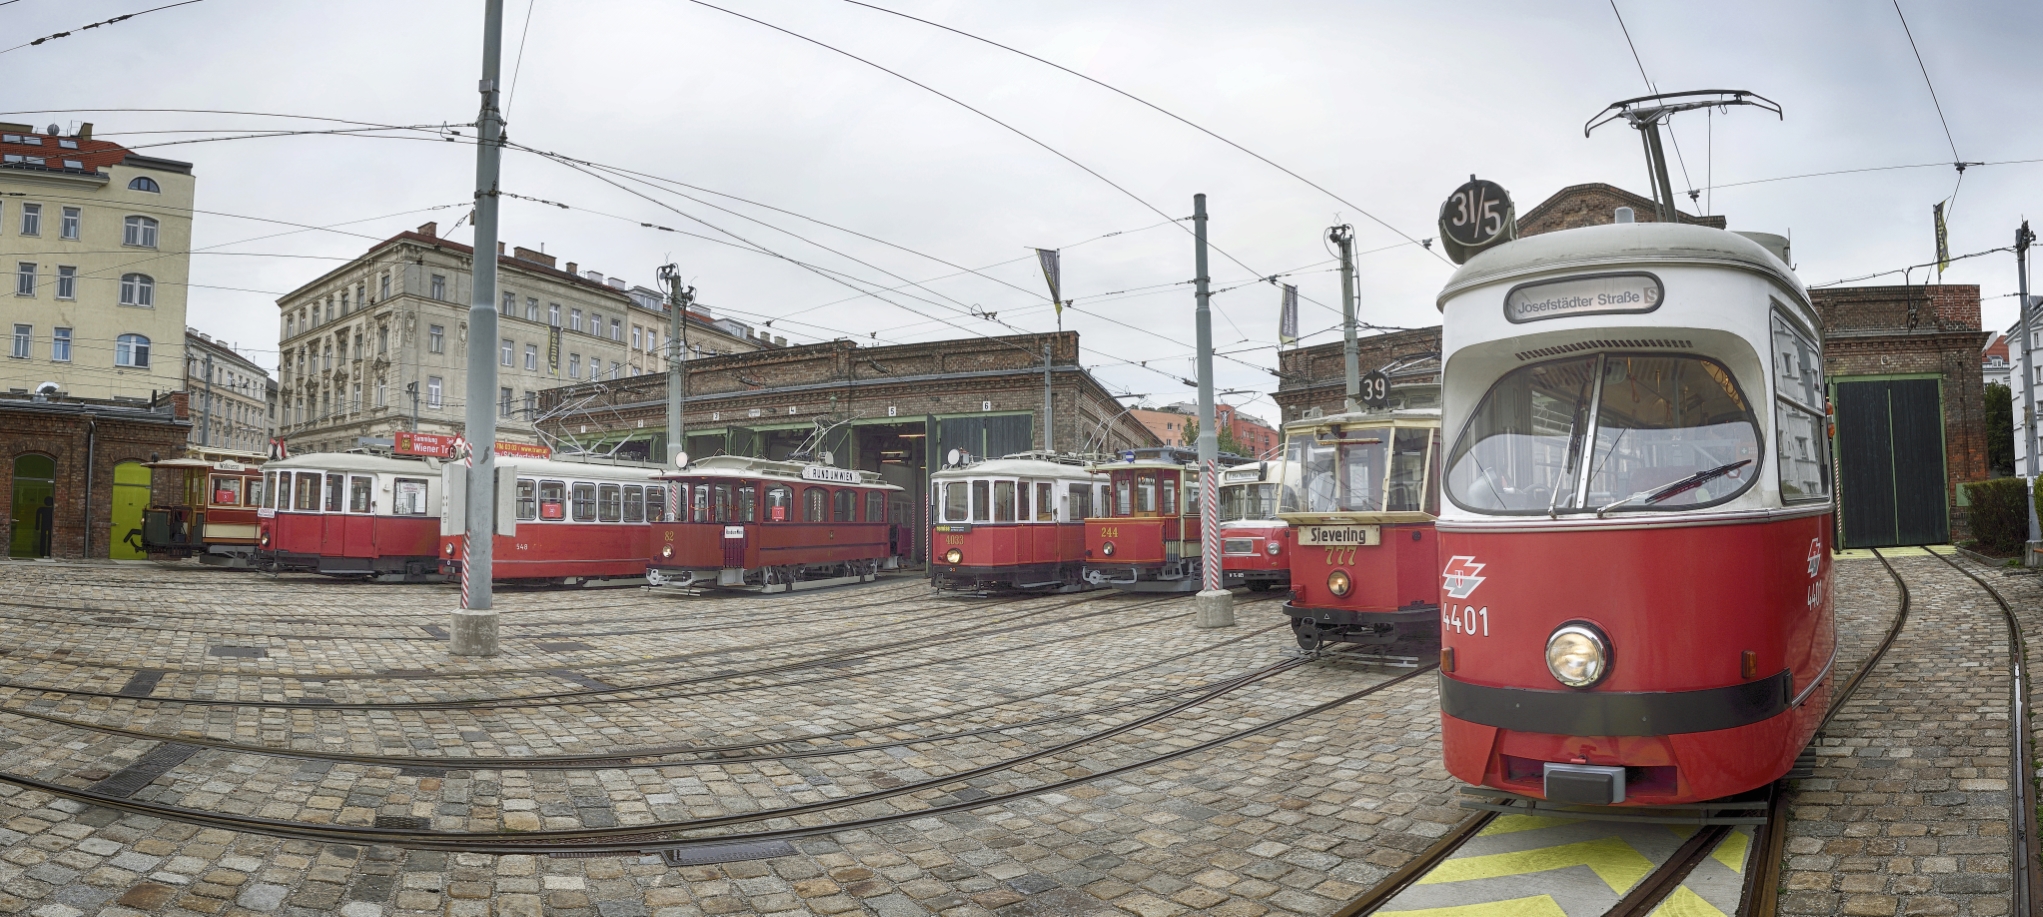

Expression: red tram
xmin=1434 ymin=222 xmax=1834 ymax=806
xmin=141 ymin=458 xmax=267 ymax=565
xmin=257 ymin=453 xmax=444 ymax=579
xmin=1082 ymin=447 xmax=1242 ymax=592
xmin=930 ymin=452 xmax=1103 ymax=594
xmin=1215 ymin=461 xmax=1289 ymax=592
xmin=437 ymin=456 xmax=666 ymax=586
xmin=1277 ymin=404 xmax=1442 ymax=648
xmin=644 ymin=455 xmax=905 ymax=592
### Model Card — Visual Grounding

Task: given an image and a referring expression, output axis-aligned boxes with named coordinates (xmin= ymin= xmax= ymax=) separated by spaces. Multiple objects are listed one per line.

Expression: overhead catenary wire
xmin=0 ymin=0 xmax=210 ymax=55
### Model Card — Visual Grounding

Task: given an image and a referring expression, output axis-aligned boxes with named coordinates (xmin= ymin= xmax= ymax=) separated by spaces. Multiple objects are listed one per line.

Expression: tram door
xmin=9 ymin=454 xmax=55 ymax=558
xmin=109 ymin=461 xmax=151 ymax=560
xmin=1834 ymin=378 xmax=1948 ymax=547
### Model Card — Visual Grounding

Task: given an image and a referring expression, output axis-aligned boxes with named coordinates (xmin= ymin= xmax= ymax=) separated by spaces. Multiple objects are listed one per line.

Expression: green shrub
xmin=1965 ymin=477 xmax=2029 ymax=556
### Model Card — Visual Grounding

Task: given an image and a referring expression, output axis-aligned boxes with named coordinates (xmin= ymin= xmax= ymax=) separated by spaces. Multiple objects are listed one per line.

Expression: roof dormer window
xmin=128 ymin=176 xmax=160 ymax=193
xmin=57 ymin=139 xmax=77 ymax=150
xmin=17 ymin=136 xmax=40 ymax=146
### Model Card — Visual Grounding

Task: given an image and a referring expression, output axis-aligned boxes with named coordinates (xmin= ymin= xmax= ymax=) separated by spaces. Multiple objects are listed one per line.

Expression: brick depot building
xmin=535 ymin=331 xmax=1156 ymax=560
xmin=0 ymin=393 xmax=191 ymax=560
xmin=1275 ymin=183 xmax=1987 ymax=547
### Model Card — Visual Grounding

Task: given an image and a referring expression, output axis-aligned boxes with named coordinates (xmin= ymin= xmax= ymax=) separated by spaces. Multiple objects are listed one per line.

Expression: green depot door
xmin=1835 ymin=378 xmax=1948 ymax=548
xmin=9 ymin=454 xmax=56 ymax=558
xmin=110 ymin=461 xmax=150 ymax=560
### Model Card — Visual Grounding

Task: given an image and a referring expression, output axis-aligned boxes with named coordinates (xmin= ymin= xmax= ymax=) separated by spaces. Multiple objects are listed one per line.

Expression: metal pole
xmin=452 ymin=0 xmax=505 ymax=656
xmin=1192 ymin=194 xmax=1232 ymax=626
xmin=2017 ymin=221 xmax=2038 ymax=561
xmin=1331 ymin=224 xmax=1359 ymax=412
xmin=658 ymin=265 xmax=691 ymax=521
xmin=1043 ymin=342 xmax=1054 ymax=454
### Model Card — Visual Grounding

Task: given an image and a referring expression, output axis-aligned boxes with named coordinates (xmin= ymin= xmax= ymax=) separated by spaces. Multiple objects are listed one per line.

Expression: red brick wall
xmin=0 ymin=404 xmax=192 ymax=559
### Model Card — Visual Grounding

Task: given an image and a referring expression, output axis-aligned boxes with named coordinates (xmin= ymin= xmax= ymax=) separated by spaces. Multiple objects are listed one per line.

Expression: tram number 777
xmin=1444 ymin=604 xmax=1489 ymax=636
xmin=1323 ymin=546 xmax=1358 ymax=565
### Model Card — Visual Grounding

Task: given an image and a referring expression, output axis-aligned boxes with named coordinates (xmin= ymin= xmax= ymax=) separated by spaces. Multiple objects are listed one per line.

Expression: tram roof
xmin=931 ymin=456 xmax=1097 ymax=481
xmin=658 ymin=453 xmax=900 ymax=490
xmin=1436 ymin=223 xmax=1807 ymax=311
xmin=1282 ymin=406 xmax=1442 ymax=433
xmin=264 ymin=452 xmax=439 ymax=474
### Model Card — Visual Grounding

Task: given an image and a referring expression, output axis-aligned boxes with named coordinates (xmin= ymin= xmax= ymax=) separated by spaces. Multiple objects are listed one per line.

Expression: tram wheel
xmin=1248 ymin=581 xmax=1277 ymax=593
xmin=1291 ymin=617 xmax=1324 ymax=652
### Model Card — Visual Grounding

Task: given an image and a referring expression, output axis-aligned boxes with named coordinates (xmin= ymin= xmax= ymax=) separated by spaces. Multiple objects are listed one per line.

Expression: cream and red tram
xmin=1276 ymin=404 xmax=1442 ymax=647
xmin=645 ymin=455 xmax=904 ymax=592
xmin=437 ymin=456 xmax=665 ymax=586
xmin=1081 ymin=447 xmax=1243 ymax=592
xmin=930 ymin=453 xmax=1102 ymax=594
xmin=1434 ymin=222 xmax=1833 ymax=806
xmin=140 ymin=458 xmax=266 ymax=565
xmin=1215 ymin=460 xmax=1289 ymax=591
xmin=255 ymin=453 xmax=443 ymax=579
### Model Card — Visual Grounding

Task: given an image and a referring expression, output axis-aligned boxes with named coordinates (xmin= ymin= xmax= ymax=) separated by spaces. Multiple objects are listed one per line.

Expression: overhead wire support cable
xmin=1891 ymin=0 xmax=1961 ymax=164
xmin=0 ymin=0 xmax=210 ymax=55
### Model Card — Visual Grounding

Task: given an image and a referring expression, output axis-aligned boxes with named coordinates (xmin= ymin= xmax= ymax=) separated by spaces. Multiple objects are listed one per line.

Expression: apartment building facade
xmin=0 ymin=123 xmax=194 ymax=402
xmin=183 ymin=330 xmax=274 ymax=456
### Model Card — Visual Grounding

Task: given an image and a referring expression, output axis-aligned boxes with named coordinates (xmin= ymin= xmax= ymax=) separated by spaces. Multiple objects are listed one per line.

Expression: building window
xmin=524 ymin=344 xmax=537 ymax=371
xmin=59 ymin=207 xmax=78 ymax=240
xmin=569 ymin=353 xmax=581 ymax=378
xmin=129 ymin=176 xmax=160 ymax=193
xmin=570 ymin=309 xmax=583 ymax=332
xmin=524 ymin=391 xmax=535 ymax=415
xmin=427 ymin=376 xmax=443 ymax=408
xmin=119 ymin=273 xmax=153 ymax=307
xmin=610 ymin=318 xmax=621 ymax=341
xmin=525 ymin=298 xmax=538 ymax=321
xmin=340 ymin=290 xmax=350 ymax=314
xmin=378 ymin=324 xmax=388 ymax=354
xmin=631 ymin=326 xmax=641 ymax=349
xmin=500 ymin=338 xmax=513 ymax=366
xmin=500 ymin=387 xmax=513 ymax=417
xmin=116 ymin=333 xmax=150 ymax=367
xmin=428 ymin=324 xmax=445 ymax=353
xmin=501 ymin=291 xmax=514 ymax=316
xmin=20 ymin=203 xmax=40 ymax=236
xmin=376 ymin=381 xmax=386 ymax=407
xmin=122 ymin=215 xmax=158 ymax=247
xmin=51 ymin=327 xmax=69 ymax=362
xmin=548 ymin=303 xmax=560 ymax=326
xmin=10 ymin=325 xmax=28 ymax=359
xmin=379 ymin=273 xmax=390 ymax=301
xmin=14 ymin=263 xmax=33 ymax=296
xmin=55 ymin=266 xmax=74 ymax=300
xmin=430 ymin=274 xmax=446 ymax=301
xmin=610 ymin=361 xmax=619 ymax=379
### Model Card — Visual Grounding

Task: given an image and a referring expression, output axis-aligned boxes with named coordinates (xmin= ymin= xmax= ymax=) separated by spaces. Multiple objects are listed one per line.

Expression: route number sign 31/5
xmin=1438 ymin=176 xmax=1516 ymax=264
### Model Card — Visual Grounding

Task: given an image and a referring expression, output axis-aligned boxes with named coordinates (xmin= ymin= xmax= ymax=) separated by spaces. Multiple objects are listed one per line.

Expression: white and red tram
xmin=930 ymin=453 xmax=1104 ymax=594
xmin=1434 ymin=222 xmax=1834 ymax=806
xmin=437 ymin=456 xmax=665 ymax=586
xmin=1215 ymin=460 xmax=1290 ymax=591
xmin=256 ymin=453 xmax=444 ymax=579
xmin=645 ymin=455 xmax=906 ymax=592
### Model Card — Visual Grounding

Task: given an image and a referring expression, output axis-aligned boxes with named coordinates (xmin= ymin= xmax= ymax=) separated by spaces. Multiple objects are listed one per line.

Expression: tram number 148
xmin=1443 ymin=604 xmax=1489 ymax=637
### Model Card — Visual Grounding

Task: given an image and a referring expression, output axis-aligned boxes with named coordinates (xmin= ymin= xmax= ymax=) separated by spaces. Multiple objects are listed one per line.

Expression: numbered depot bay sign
xmin=1504 ymin=272 xmax=1663 ymax=323
xmin=1359 ymin=369 xmax=1391 ymax=409
xmin=1438 ymin=176 xmax=1516 ymax=265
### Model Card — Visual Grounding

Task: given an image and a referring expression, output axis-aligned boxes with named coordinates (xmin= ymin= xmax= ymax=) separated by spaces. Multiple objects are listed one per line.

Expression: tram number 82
xmin=1443 ymin=604 xmax=1489 ymax=637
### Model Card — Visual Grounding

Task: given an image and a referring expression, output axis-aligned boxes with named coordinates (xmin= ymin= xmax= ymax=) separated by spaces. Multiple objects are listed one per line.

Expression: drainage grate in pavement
xmin=89 ymin=743 xmax=200 ymax=798
xmin=116 ymin=670 xmax=165 ymax=698
xmin=373 ymin=815 xmax=430 ymax=829
xmin=659 ymin=841 xmax=797 ymax=867
xmin=396 ymin=766 xmax=446 ymax=777
xmin=536 ymin=642 xmax=594 ymax=652
xmin=208 ymin=646 xmax=267 ymax=659
xmin=547 ymin=669 xmax=615 ymax=691
xmin=93 ymin=616 xmax=137 ymax=624
xmin=421 ymin=625 xmax=449 ymax=640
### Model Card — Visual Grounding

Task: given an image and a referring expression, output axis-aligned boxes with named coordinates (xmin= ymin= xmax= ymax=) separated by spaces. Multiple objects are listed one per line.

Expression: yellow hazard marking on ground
xmin=1709 ymin=827 xmax=1749 ymax=874
xmin=1647 ymin=885 xmax=1729 ymax=917
xmin=1476 ymin=814 xmax=1584 ymax=837
xmin=1835 ymin=545 xmax=1950 ymax=559
xmin=1416 ymin=836 xmax=1656 ymax=893
xmin=1378 ymin=894 xmax=1571 ymax=917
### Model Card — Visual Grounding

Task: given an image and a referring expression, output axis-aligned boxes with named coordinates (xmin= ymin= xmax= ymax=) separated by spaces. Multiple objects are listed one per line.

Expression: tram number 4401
xmin=1443 ymin=604 xmax=1489 ymax=637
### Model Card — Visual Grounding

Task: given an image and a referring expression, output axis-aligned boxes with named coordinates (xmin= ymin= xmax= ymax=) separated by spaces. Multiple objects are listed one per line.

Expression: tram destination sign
xmin=800 ymin=465 xmax=861 ymax=484
xmin=1298 ymin=524 xmax=1381 ymax=547
xmin=1504 ymin=272 xmax=1663 ymax=324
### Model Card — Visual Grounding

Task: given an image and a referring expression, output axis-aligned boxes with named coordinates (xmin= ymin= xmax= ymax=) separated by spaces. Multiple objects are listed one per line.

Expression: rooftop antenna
xmin=1585 ymin=90 xmax=1780 ymax=223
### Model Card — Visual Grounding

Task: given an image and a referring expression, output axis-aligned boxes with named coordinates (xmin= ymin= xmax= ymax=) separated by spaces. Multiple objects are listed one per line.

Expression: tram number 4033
xmin=1444 ymin=604 xmax=1489 ymax=637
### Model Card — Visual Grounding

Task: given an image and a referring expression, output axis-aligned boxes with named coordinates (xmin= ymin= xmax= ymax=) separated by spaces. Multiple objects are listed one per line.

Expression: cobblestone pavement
xmin=1776 ymin=553 xmax=2025 ymax=917
xmin=0 ymin=553 xmax=2000 ymax=917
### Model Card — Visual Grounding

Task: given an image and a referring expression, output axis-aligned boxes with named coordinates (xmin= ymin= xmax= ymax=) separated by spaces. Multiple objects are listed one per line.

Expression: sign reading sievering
xmin=1298 ymin=525 xmax=1380 ymax=547
xmin=1503 ymin=272 xmax=1663 ymax=323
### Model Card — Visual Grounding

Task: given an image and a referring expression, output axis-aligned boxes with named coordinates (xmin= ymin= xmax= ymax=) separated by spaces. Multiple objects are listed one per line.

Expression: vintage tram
xmin=930 ymin=452 xmax=1103 ymax=594
xmin=139 ymin=457 xmax=267 ymax=565
xmin=1276 ymin=401 xmax=1442 ymax=647
xmin=644 ymin=455 xmax=905 ymax=592
xmin=437 ymin=456 xmax=666 ymax=586
xmin=1434 ymin=221 xmax=1834 ymax=806
xmin=256 ymin=452 xmax=444 ymax=579
xmin=1081 ymin=447 xmax=1243 ymax=592
xmin=1215 ymin=460 xmax=1289 ymax=592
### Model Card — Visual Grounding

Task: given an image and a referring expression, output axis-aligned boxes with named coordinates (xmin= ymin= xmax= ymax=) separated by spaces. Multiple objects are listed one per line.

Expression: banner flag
xmin=1035 ymin=248 xmax=1063 ymax=316
xmin=1279 ymin=284 xmax=1299 ymax=346
xmin=548 ymin=326 xmax=562 ymax=376
xmin=1934 ymin=201 xmax=1950 ymax=275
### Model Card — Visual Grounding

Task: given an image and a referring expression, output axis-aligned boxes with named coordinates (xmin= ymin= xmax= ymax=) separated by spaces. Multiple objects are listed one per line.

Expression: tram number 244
xmin=1443 ymin=604 xmax=1489 ymax=637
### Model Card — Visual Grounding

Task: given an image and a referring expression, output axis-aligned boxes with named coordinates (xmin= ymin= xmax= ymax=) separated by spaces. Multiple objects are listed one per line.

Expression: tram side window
xmin=1388 ymin=428 xmax=1431 ymax=512
xmin=1136 ymin=473 xmax=1158 ymax=514
xmin=516 ymin=479 xmax=537 ymax=521
xmin=766 ymin=485 xmax=792 ymax=522
xmin=804 ymin=487 xmax=827 ymax=522
xmin=1772 ymin=312 xmax=1830 ymax=503
xmin=736 ymin=485 xmax=757 ymax=522
xmin=264 ymin=472 xmax=279 ymax=509
xmin=1428 ymin=431 xmax=1443 ymax=516
xmin=942 ymin=482 xmax=968 ymax=522
xmin=571 ymin=483 xmax=597 ymax=522
xmin=1015 ymin=481 xmax=1031 ymax=522
xmin=349 ymin=476 xmax=373 ymax=513
xmin=538 ymin=481 xmax=565 ymax=519
xmin=1114 ymin=477 xmax=1131 ymax=516
xmin=714 ymin=483 xmax=734 ymax=522
xmin=832 ymin=489 xmax=854 ymax=522
xmin=867 ymin=490 xmax=886 ymax=523
xmin=211 ymin=475 xmax=242 ymax=506
xmin=325 ymin=473 xmax=346 ymax=512
xmin=295 ymin=472 xmax=322 ymax=512
xmin=1771 ymin=310 xmax=1824 ymax=410
xmin=971 ymin=481 xmax=990 ymax=522
xmin=394 ymin=478 xmax=431 ymax=516
xmin=248 ymin=476 xmax=265 ymax=510
xmin=1160 ymin=477 xmax=1177 ymax=515
xmin=1185 ymin=475 xmax=1199 ymax=515
xmin=622 ymin=485 xmax=643 ymax=523
xmin=598 ymin=484 xmax=622 ymax=522
xmin=1035 ymin=482 xmax=1053 ymax=521
xmin=1068 ymin=483 xmax=1091 ymax=520
xmin=687 ymin=484 xmax=707 ymax=522
xmin=993 ymin=481 xmax=1016 ymax=522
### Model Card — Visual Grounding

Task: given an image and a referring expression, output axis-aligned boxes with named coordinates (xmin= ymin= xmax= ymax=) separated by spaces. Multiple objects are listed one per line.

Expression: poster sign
xmin=394 ymin=431 xmax=455 ymax=457
xmin=495 ymin=442 xmax=551 ymax=460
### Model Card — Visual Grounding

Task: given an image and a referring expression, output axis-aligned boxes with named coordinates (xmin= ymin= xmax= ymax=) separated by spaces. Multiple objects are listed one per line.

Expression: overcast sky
xmin=7 ymin=0 xmax=2040 ymax=421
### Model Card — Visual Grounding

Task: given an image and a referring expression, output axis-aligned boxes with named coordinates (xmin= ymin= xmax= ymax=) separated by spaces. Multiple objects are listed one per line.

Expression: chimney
xmin=566 ymin=262 xmax=579 ymax=276
xmin=774 ymin=336 xmax=787 ymax=347
xmin=607 ymin=277 xmax=627 ymax=290
xmin=497 ymin=242 xmax=506 ymax=256
xmin=512 ymin=246 xmax=557 ymax=268
xmin=583 ymin=270 xmax=603 ymax=285
xmin=76 ymin=123 xmax=92 ymax=140
xmin=417 ymin=221 xmax=437 ymax=238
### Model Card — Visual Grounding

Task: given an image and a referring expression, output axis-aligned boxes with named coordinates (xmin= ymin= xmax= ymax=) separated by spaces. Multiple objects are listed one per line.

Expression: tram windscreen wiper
xmin=1594 ymin=459 xmax=1752 ymax=517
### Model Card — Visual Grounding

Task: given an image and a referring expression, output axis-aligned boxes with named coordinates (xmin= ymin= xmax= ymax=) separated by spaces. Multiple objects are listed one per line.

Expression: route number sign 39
xmin=1438 ymin=177 xmax=1516 ymax=264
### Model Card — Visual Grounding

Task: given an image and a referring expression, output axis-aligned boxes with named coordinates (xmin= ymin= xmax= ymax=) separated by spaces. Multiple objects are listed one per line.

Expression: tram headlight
xmin=443 ymin=542 xmax=455 ymax=556
xmin=944 ymin=548 xmax=963 ymax=565
xmin=259 ymin=531 xmax=270 ymax=547
xmin=661 ymin=544 xmax=673 ymax=559
xmin=1326 ymin=569 xmax=1351 ymax=597
xmin=1546 ymin=622 xmax=1611 ymax=688
xmin=1101 ymin=541 xmax=1116 ymax=557
xmin=1265 ymin=540 xmax=1280 ymax=556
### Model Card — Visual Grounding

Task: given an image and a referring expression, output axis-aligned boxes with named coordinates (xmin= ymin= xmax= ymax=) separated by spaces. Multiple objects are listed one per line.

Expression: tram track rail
xmin=1336 ymin=547 xmax=1923 ymax=917
xmin=0 ymin=649 xmax=1434 ymax=857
